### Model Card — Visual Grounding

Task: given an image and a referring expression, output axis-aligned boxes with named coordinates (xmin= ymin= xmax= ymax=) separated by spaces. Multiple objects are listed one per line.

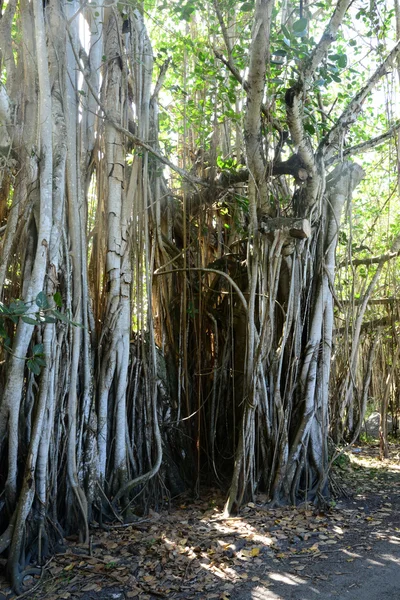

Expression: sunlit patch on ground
xmin=1 ymin=443 xmax=399 ymax=599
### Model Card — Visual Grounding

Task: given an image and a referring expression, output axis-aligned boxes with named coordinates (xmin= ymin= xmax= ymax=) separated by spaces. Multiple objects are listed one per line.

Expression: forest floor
xmin=1 ymin=443 xmax=400 ymax=600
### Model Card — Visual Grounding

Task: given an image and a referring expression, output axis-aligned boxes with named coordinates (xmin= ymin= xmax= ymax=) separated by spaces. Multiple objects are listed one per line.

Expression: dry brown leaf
xmin=108 ymin=542 xmax=119 ymax=549
xmin=81 ymin=583 xmax=101 ymax=592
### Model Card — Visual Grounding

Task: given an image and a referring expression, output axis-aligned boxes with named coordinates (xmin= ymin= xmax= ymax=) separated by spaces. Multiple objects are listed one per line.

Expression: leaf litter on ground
xmin=0 ymin=443 xmax=399 ymax=600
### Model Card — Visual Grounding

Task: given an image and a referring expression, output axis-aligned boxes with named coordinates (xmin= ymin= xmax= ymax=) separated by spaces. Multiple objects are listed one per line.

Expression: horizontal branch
xmin=335 ymin=316 xmax=397 ymax=335
xmin=184 ymin=154 xmax=309 ymax=214
xmin=340 ymin=297 xmax=400 ymax=305
xmin=339 ymin=250 xmax=400 ymax=267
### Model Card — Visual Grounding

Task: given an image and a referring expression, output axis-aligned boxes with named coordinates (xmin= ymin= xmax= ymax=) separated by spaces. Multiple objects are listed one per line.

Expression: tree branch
xmin=335 ymin=316 xmax=397 ymax=334
xmin=321 ymin=39 xmax=400 ymax=161
xmin=213 ymin=48 xmax=282 ymax=132
xmin=184 ymin=154 xmax=310 ymax=215
xmin=326 ymin=120 xmax=400 ymax=164
xmin=340 ymin=297 xmax=400 ymax=305
xmin=285 ymin=84 xmax=321 ymax=206
xmin=339 ymin=250 xmax=400 ymax=267
xmin=302 ymin=0 xmax=353 ymax=84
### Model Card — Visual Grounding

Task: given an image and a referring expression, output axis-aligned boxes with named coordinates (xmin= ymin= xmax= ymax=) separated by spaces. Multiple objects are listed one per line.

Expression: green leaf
xmin=9 ymin=300 xmax=28 ymax=315
xmin=329 ymin=53 xmax=347 ymax=68
xmin=42 ymin=316 xmax=58 ymax=323
xmin=292 ymin=18 xmax=308 ymax=34
xmin=35 ymin=291 xmax=49 ymax=309
xmin=27 ymin=359 xmax=41 ymax=375
xmin=71 ymin=321 xmax=84 ymax=328
xmin=51 ymin=309 xmax=69 ymax=323
xmin=53 ymin=292 xmax=63 ymax=308
xmin=21 ymin=316 xmax=38 ymax=325
xmin=240 ymin=1 xmax=254 ymax=11
xmin=0 ymin=302 xmax=10 ymax=315
xmin=33 ymin=343 xmax=44 ymax=355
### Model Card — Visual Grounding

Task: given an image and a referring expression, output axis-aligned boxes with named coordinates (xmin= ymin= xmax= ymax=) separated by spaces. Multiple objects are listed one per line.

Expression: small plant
xmin=332 ymin=453 xmax=351 ymax=469
xmin=0 ymin=291 xmax=81 ymax=374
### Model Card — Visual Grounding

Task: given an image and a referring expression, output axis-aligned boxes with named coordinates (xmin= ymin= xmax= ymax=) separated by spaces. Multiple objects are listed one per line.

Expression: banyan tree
xmin=0 ymin=0 xmax=399 ymax=591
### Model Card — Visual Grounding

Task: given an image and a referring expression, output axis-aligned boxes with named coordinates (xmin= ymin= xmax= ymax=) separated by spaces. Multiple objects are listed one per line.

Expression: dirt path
xmin=230 ymin=449 xmax=400 ymax=600
xmin=1 ymin=444 xmax=399 ymax=600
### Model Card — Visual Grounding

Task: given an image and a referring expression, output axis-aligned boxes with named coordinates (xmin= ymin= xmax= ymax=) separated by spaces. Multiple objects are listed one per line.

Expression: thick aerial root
xmin=0 ymin=519 xmax=14 ymax=554
xmin=8 ymin=562 xmax=42 ymax=596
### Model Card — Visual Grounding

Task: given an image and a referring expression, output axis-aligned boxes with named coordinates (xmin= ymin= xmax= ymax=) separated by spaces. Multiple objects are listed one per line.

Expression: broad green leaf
xmin=51 ymin=309 xmax=69 ymax=323
xmin=0 ymin=302 xmax=10 ymax=314
xmin=292 ymin=18 xmax=308 ymax=34
xmin=53 ymin=291 xmax=63 ymax=308
xmin=43 ymin=316 xmax=58 ymax=323
xmin=329 ymin=53 xmax=348 ymax=68
xmin=35 ymin=291 xmax=49 ymax=309
xmin=27 ymin=359 xmax=41 ymax=375
xmin=21 ymin=316 xmax=38 ymax=325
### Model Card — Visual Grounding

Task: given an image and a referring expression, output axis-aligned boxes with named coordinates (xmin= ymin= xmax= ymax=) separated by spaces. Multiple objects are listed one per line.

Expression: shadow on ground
xmin=0 ymin=444 xmax=399 ymax=600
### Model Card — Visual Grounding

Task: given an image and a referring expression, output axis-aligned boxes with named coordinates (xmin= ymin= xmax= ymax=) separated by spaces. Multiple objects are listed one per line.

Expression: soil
xmin=1 ymin=443 xmax=399 ymax=600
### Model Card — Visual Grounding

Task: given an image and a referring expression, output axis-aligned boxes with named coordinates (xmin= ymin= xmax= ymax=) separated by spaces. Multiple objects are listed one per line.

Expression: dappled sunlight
xmin=269 ymin=571 xmax=306 ymax=585
xmin=388 ymin=536 xmax=400 ymax=544
xmin=251 ymin=586 xmax=284 ymax=599
xmin=366 ymin=558 xmax=385 ymax=566
xmin=347 ymin=445 xmax=400 ymax=473
xmin=341 ymin=548 xmax=362 ymax=558
xmin=212 ymin=517 xmax=275 ymax=547
xmin=1 ymin=444 xmax=398 ymax=599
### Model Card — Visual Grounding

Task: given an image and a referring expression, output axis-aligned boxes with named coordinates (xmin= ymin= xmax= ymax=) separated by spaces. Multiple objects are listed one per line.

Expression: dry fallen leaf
xmin=81 ymin=583 xmax=101 ymax=592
